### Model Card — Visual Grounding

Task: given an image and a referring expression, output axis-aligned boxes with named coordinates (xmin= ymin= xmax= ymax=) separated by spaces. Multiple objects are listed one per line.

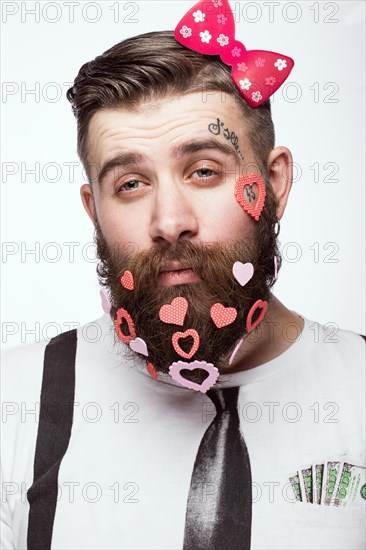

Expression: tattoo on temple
xmin=208 ymin=118 xmax=245 ymax=161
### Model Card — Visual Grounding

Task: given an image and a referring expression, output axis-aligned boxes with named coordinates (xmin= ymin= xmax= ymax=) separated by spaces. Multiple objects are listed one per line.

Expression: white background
xmin=1 ymin=0 xmax=365 ymax=348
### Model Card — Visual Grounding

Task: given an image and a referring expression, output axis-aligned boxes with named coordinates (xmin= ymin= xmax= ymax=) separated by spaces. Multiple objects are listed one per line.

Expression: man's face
xmin=87 ymin=92 xmax=258 ymax=255
xmin=82 ymin=92 xmax=279 ymax=381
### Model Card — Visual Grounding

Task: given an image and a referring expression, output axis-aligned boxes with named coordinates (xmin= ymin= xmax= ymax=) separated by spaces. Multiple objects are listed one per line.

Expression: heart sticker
xmin=99 ymin=289 xmax=111 ymax=313
xmin=169 ymin=360 xmax=219 ymax=393
xmin=232 ymin=261 xmax=254 ymax=287
xmin=246 ymin=299 xmax=268 ymax=333
xmin=274 ymin=255 xmax=278 ymax=280
xmin=114 ymin=307 xmax=136 ymax=344
xmin=172 ymin=329 xmax=200 ymax=359
xmin=210 ymin=303 xmax=237 ymax=328
xmin=159 ymin=297 xmax=188 ymax=326
xmin=120 ymin=270 xmax=134 ymax=290
xmin=228 ymin=337 xmax=244 ymax=365
xmin=129 ymin=337 xmax=148 ymax=357
xmin=234 ymin=173 xmax=266 ymax=221
xmin=146 ymin=362 xmax=158 ymax=381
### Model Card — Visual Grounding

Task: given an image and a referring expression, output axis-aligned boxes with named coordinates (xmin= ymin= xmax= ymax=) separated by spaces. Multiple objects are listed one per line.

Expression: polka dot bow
xmin=174 ymin=0 xmax=295 ymax=107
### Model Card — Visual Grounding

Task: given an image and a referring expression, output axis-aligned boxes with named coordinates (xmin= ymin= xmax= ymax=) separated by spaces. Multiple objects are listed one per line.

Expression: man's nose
xmin=149 ymin=181 xmax=199 ymax=245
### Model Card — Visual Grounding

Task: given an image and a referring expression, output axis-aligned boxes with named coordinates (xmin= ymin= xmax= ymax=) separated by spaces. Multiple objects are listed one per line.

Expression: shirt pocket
xmin=279 ymin=501 xmax=366 ymax=550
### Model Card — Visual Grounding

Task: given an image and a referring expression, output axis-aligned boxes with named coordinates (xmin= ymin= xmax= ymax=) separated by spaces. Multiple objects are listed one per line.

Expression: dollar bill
xmin=289 ymin=473 xmax=302 ymax=501
xmin=312 ymin=464 xmax=324 ymax=505
xmin=321 ymin=461 xmax=342 ymax=506
xmin=299 ymin=467 xmax=313 ymax=503
xmin=334 ymin=462 xmax=366 ymax=507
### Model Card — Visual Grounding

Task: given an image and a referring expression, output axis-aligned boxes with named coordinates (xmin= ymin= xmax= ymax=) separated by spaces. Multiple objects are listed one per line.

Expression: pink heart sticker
xmin=120 ymin=270 xmax=134 ymax=290
xmin=159 ymin=297 xmax=188 ymax=326
xmin=129 ymin=337 xmax=148 ymax=357
xmin=246 ymin=299 xmax=268 ymax=333
xmin=172 ymin=329 xmax=200 ymax=359
xmin=210 ymin=303 xmax=237 ymax=328
xmin=228 ymin=337 xmax=244 ymax=365
xmin=234 ymin=173 xmax=266 ymax=221
xmin=232 ymin=261 xmax=254 ymax=286
xmin=169 ymin=360 xmax=219 ymax=393
xmin=99 ymin=289 xmax=111 ymax=313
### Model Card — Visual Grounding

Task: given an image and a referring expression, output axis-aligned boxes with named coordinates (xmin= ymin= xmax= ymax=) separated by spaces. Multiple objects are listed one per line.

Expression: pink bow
xmin=174 ymin=0 xmax=294 ymax=107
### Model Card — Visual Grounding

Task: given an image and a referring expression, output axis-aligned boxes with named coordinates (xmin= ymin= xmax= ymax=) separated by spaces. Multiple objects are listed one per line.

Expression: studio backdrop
xmin=1 ymin=0 xmax=365 ymax=348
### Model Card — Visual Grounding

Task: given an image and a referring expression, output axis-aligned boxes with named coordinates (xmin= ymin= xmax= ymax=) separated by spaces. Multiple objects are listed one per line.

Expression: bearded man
xmin=1 ymin=1 xmax=365 ymax=549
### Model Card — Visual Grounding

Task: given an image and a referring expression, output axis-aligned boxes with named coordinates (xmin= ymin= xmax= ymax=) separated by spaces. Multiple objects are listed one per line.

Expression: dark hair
xmin=66 ymin=30 xmax=275 ymax=181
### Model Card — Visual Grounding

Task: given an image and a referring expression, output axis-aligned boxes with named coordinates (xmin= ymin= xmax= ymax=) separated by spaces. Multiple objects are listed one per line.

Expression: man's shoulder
xmin=1 ymin=338 xmax=48 ymax=408
xmin=303 ymin=316 xmax=365 ymax=351
xmin=302 ymin=318 xmax=365 ymax=382
xmin=1 ymin=314 xmax=114 ymax=398
xmin=315 ymin=320 xmax=365 ymax=355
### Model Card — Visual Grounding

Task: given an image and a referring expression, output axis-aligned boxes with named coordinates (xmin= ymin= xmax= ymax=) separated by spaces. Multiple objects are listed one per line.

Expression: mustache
xmin=101 ymin=238 xmax=256 ymax=287
xmin=94 ymin=215 xmax=279 ymax=378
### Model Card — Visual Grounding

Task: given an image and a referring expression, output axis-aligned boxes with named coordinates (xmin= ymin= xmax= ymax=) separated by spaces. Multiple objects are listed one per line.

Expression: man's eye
xmin=118 ymin=180 xmax=143 ymax=192
xmin=194 ymin=168 xmax=216 ymax=178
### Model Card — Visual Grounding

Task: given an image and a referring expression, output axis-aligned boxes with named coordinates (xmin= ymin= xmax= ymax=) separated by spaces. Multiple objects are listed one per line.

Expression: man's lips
xmin=158 ymin=262 xmax=200 ymax=286
xmin=159 ymin=261 xmax=191 ymax=273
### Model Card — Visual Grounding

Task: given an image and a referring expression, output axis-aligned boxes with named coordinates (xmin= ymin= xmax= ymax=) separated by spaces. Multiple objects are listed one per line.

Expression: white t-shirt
xmin=1 ymin=313 xmax=365 ymax=550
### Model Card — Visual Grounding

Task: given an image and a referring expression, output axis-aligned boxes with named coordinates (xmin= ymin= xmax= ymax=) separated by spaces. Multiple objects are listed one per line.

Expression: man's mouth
xmin=158 ymin=261 xmax=200 ymax=287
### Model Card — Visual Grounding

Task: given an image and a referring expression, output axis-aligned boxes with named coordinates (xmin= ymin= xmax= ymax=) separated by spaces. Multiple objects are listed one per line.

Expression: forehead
xmin=87 ymin=92 xmax=251 ymax=169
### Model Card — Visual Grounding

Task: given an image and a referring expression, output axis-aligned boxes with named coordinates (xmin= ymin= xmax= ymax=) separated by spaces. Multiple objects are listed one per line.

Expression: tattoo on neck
xmin=208 ymin=118 xmax=245 ymax=161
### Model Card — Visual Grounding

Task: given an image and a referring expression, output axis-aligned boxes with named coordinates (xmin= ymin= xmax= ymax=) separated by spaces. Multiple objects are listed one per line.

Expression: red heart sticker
xmin=114 ymin=307 xmax=136 ymax=344
xmin=120 ymin=270 xmax=134 ymax=290
xmin=210 ymin=303 xmax=238 ymax=328
xmin=159 ymin=297 xmax=188 ymax=326
xmin=246 ymin=299 xmax=268 ymax=333
xmin=234 ymin=173 xmax=266 ymax=221
xmin=146 ymin=362 xmax=158 ymax=381
xmin=172 ymin=329 xmax=200 ymax=360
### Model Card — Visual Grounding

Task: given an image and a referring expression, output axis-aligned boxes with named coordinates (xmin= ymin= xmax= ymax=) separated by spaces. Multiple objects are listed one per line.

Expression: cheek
xmin=97 ymin=202 xmax=149 ymax=251
xmin=198 ymin=189 xmax=254 ymax=242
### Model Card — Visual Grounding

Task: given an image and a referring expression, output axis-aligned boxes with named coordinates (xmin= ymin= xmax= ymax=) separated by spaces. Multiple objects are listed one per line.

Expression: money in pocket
xmin=289 ymin=473 xmax=302 ymax=502
xmin=312 ymin=464 xmax=324 ymax=505
xmin=322 ymin=461 xmax=342 ymax=506
xmin=334 ymin=462 xmax=366 ymax=507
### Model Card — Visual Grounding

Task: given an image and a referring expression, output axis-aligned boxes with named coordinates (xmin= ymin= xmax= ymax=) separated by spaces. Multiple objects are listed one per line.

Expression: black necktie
xmin=183 ymin=386 xmax=252 ymax=550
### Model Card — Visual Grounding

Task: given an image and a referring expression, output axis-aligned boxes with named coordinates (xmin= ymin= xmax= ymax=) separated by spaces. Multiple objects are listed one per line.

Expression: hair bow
xmin=174 ymin=0 xmax=294 ymax=107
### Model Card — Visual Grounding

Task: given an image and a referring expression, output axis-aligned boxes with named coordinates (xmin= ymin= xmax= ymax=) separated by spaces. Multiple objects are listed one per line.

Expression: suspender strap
xmin=27 ymin=329 xmax=77 ymax=550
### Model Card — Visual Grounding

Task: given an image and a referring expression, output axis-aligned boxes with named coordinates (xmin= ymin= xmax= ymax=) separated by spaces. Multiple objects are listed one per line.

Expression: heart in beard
xmin=95 ymin=228 xmax=278 ymax=383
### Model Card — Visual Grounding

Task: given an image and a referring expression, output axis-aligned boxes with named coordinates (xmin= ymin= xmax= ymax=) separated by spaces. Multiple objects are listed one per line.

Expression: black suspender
xmin=27 ymin=329 xmax=77 ymax=550
xmin=24 ymin=329 xmax=365 ymax=549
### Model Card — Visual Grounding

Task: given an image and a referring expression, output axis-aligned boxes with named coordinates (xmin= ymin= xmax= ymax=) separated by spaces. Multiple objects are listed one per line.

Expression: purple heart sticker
xmin=169 ymin=360 xmax=219 ymax=393
xmin=129 ymin=337 xmax=148 ymax=357
xmin=232 ymin=261 xmax=254 ymax=287
xmin=100 ymin=289 xmax=111 ymax=313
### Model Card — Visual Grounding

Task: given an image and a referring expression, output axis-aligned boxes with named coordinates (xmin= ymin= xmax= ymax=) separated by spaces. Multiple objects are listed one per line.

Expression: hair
xmin=66 ymin=30 xmax=275 ymax=182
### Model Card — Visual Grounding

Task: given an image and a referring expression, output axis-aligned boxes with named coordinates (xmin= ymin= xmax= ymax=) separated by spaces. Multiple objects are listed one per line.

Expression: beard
xmin=95 ymin=188 xmax=281 ymax=384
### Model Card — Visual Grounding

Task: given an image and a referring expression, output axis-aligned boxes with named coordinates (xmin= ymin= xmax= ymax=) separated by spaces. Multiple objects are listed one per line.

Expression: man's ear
xmin=80 ymin=183 xmax=97 ymax=225
xmin=267 ymin=146 xmax=293 ymax=220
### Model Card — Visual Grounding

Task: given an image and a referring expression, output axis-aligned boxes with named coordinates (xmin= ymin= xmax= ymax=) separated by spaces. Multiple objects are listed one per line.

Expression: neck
xmin=224 ymin=293 xmax=305 ymax=373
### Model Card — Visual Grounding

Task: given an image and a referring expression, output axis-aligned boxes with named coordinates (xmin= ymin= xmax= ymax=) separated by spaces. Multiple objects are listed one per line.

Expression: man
xmin=1 ymin=1 xmax=365 ymax=549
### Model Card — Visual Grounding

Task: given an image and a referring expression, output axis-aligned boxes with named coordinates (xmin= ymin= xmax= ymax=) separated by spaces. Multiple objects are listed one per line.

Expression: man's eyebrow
xmin=171 ymin=138 xmax=241 ymax=161
xmin=97 ymin=152 xmax=144 ymax=186
xmin=97 ymin=138 xmax=240 ymax=185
